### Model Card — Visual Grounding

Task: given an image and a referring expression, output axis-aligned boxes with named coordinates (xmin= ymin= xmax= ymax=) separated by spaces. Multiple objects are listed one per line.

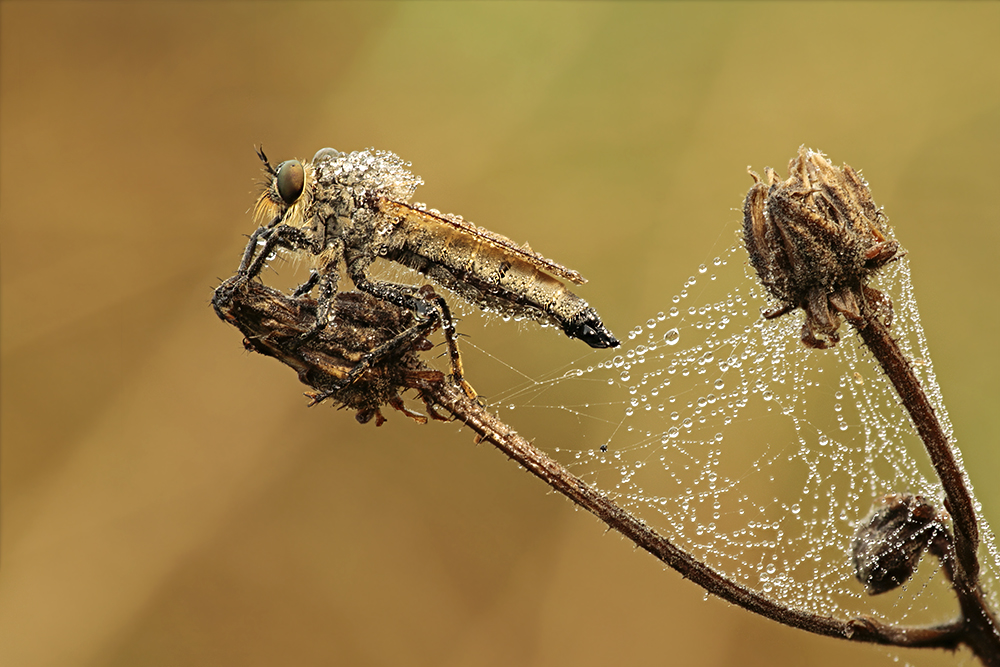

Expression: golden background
xmin=2 ymin=2 xmax=998 ymax=666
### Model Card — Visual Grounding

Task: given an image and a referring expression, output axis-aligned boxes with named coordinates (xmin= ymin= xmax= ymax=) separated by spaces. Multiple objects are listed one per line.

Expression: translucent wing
xmin=379 ymin=199 xmax=587 ymax=285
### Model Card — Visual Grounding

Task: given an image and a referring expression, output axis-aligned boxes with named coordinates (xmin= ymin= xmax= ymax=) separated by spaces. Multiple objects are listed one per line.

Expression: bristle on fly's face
xmin=253 ymin=189 xmax=281 ymax=225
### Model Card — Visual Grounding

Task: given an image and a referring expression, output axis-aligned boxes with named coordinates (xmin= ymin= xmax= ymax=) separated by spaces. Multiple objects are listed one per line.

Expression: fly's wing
xmin=379 ymin=199 xmax=587 ymax=285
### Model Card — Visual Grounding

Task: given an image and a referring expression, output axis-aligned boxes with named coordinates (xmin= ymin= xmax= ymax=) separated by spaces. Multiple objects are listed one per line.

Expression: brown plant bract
xmin=852 ymin=494 xmax=954 ymax=595
xmin=743 ymin=147 xmax=902 ymax=348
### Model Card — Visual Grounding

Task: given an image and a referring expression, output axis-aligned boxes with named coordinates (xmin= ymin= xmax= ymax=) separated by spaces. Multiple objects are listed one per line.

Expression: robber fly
xmin=247 ymin=146 xmax=619 ymax=395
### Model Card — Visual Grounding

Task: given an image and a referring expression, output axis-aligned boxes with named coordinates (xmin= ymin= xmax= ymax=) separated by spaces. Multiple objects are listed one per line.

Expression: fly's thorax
xmin=307 ymin=150 xmax=425 ymax=256
xmin=310 ymin=148 xmax=422 ymax=212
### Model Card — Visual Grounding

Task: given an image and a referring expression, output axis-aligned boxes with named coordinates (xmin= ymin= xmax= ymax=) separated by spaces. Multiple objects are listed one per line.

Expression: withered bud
xmin=852 ymin=493 xmax=953 ymax=595
xmin=213 ymin=278 xmax=446 ymax=426
xmin=743 ymin=147 xmax=902 ymax=348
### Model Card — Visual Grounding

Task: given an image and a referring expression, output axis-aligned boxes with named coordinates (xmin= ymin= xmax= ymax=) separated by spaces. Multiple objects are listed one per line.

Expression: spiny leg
xmin=418 ymin=286 xmax=476 ymax=400
xmin=236 ymin=223 xmax=274 ymax=276
xmin=292 ymin=251 xmax=343 ymax=348
xmin=292 ymin=270 xmax=321 ymax=298
xmin=241 ymin=223 xmax=314 ymax=283
xmin=307 ymin=311 xmax=441 ymax=405
xmin=348 ymin=272 xmax=477 ymax=399
xmin=214 ymin=221 xmax=312 ymax=318
xmin=313 ymin=259 xmax=340 ymax=334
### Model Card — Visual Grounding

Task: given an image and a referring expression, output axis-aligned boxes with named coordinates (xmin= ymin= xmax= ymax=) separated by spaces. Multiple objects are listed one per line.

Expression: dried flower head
xmin=743 ymin=147 xmax=902 ymax=348
xmin=852 ymin=494 xmax=953 ymax=595
xmin=213 ymin=278 xmax=447 ymax=426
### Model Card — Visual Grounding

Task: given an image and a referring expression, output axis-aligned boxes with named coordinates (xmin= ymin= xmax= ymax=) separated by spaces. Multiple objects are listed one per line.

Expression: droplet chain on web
xmin=486 ymin=237 xmax=997 ymax=623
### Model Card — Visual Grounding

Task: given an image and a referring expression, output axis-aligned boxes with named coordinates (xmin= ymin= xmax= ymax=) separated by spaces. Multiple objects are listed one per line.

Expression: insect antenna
xmin=256 ymin=145 xmax=277 ymax=177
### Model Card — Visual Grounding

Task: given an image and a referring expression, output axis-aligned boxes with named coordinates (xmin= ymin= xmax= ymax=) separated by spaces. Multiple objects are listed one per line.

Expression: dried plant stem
xmin=849 ymin=311 xmax=979 ymax=579
xmin=846 ymin=307 xmax=1000 ymax=664
xmin=419 ymin=376 xmax=975 ymax=655
xmin=216 ymin=229 xmax=999 ymax=662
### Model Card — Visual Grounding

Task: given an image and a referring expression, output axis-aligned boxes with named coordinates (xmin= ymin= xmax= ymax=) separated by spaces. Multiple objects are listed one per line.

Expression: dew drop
xmin=664 ymin=328 xmax=680 ymax=346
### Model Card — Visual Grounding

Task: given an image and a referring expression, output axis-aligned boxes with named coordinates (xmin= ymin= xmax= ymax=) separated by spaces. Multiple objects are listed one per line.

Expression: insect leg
xmin=292 ymin=270 xmax=321 ymax=298
xmin=349 ymin=271 xmax=477 ymax=399
xmin=312 ymin=258 xmax=341 ymax=334
xmin=240 ymin=223 xmax=313 ymax=282
xmin=215 ymin=222 xmax=315 ymax=320
xmin=293 ymin=243 xmax=345 ymax=348
xmin=419 ymin=286 xmax=475 ymax=400
xmin=307 ymin=312 xmax=442 ymax=406
xmin=236 ymin=223 xmax=273 ymax=276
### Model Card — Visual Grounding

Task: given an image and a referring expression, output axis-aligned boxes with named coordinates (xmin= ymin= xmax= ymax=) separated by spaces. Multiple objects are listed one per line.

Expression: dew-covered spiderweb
xmin=479 ymin=230 xmax=999 ymax=626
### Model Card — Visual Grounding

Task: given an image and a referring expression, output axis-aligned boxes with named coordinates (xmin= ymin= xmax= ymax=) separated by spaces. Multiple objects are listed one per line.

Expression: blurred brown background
xmin=2 ymin=2 xmax=998 ymax=666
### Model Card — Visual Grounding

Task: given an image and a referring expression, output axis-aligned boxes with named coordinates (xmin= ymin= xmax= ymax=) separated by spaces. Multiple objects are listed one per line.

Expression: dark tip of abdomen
xmin=566 ymin=316 xmax=620 ymax=349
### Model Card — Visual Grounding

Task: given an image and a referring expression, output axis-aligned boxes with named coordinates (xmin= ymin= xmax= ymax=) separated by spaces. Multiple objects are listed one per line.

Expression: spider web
xmin=482 ymin=231 xmax=1000 ymax=628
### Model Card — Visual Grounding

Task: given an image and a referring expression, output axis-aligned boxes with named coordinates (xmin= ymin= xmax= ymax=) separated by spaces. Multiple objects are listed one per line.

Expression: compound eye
xmin=312 ymin=147 xmax=341 ymax=164
xmin=276 ymin=159 xmax=304 ymax=205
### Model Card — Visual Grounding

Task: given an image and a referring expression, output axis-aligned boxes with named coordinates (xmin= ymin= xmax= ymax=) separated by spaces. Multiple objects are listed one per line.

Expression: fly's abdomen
xmin=384 ymin=202 xmax=618 ymax=348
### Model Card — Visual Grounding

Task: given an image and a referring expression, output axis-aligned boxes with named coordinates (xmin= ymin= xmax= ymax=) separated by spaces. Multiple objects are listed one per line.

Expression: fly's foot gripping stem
xmin=415 ymin=285 xmax=478 ymax=401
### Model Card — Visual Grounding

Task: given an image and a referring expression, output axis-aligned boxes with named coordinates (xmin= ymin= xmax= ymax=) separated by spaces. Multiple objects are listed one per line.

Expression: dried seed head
xmin=743 ymin=147 xmax=902 ymax=348
xmin=852 ymin=494 xmax=953 ymax=595
xmin=213 ymin=278 xmax=445 ymax=425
